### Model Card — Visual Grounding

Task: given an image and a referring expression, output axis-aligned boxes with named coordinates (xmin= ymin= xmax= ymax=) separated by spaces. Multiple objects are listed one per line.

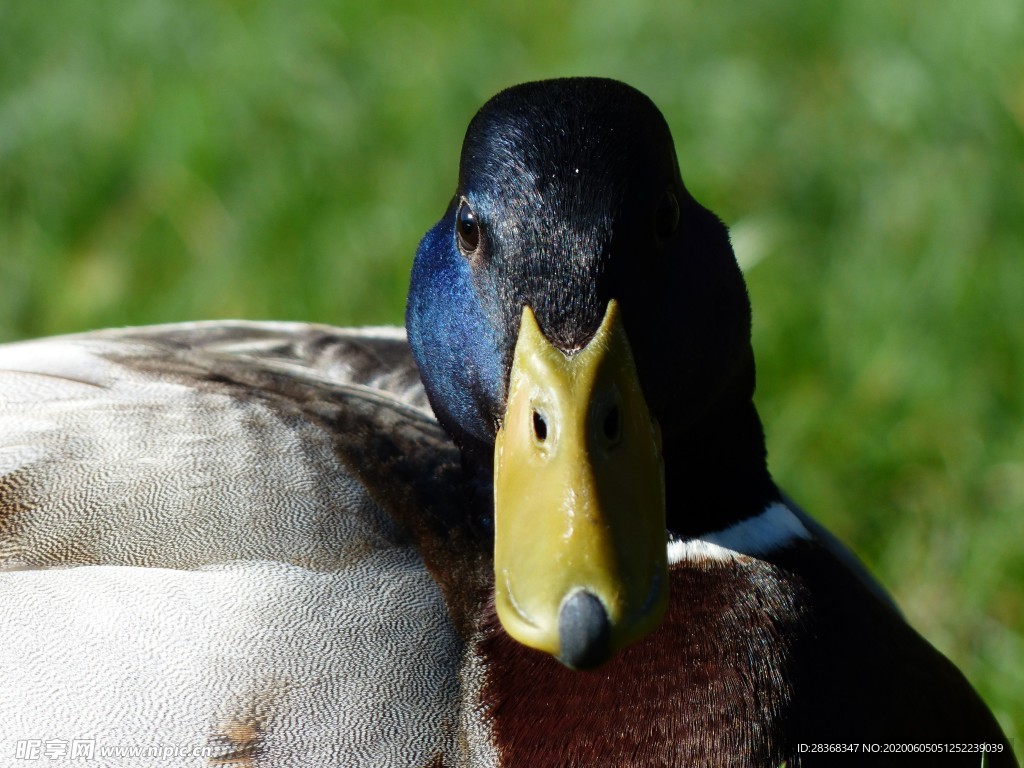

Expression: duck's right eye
xmin=456 ymin=199 xmax=481 ymax=255
xmin=655 ymin=190 xmax=680 ymax=240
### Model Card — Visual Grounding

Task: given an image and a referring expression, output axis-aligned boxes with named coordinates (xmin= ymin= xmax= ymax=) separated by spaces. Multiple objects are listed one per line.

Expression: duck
xmin=0 ymin=77 xmax=1014 ymax=767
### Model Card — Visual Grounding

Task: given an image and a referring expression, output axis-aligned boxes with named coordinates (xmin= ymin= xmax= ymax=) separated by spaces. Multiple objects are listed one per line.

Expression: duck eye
xmin=456 ymin=199 xmax=481 ymax=254
xmin=656 ymin=191 xmax=680 ymax=239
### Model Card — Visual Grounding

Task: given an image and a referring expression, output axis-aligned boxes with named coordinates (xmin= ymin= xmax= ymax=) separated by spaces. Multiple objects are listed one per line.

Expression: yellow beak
xmin=493 ymin=300 xmax=668 ymax=669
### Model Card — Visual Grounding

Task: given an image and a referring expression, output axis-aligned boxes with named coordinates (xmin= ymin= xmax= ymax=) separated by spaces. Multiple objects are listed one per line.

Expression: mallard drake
xmin=0 ymin=78 xmax=1014 ymax=767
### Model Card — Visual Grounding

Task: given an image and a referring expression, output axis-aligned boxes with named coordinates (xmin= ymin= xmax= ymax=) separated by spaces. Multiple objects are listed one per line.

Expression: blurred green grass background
xmin=2 ymin=0 xmax=1021 ymax=742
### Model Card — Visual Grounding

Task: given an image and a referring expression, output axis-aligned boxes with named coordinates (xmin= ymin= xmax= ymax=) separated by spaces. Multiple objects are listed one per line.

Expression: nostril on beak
xmin=532 ymin=409 xmax=548 ymax=442
xmin=602 ymin=403 xmax=621 ymax=444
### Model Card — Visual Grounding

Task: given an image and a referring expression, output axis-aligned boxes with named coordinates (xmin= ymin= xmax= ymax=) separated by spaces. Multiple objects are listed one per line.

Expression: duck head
xmin=406 ymin=78 xmax=757 ymax=669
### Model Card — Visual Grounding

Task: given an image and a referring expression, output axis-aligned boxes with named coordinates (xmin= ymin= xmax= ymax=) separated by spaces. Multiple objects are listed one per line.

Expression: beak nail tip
xmin=557 ymin=590 xmax=612 ymax=670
